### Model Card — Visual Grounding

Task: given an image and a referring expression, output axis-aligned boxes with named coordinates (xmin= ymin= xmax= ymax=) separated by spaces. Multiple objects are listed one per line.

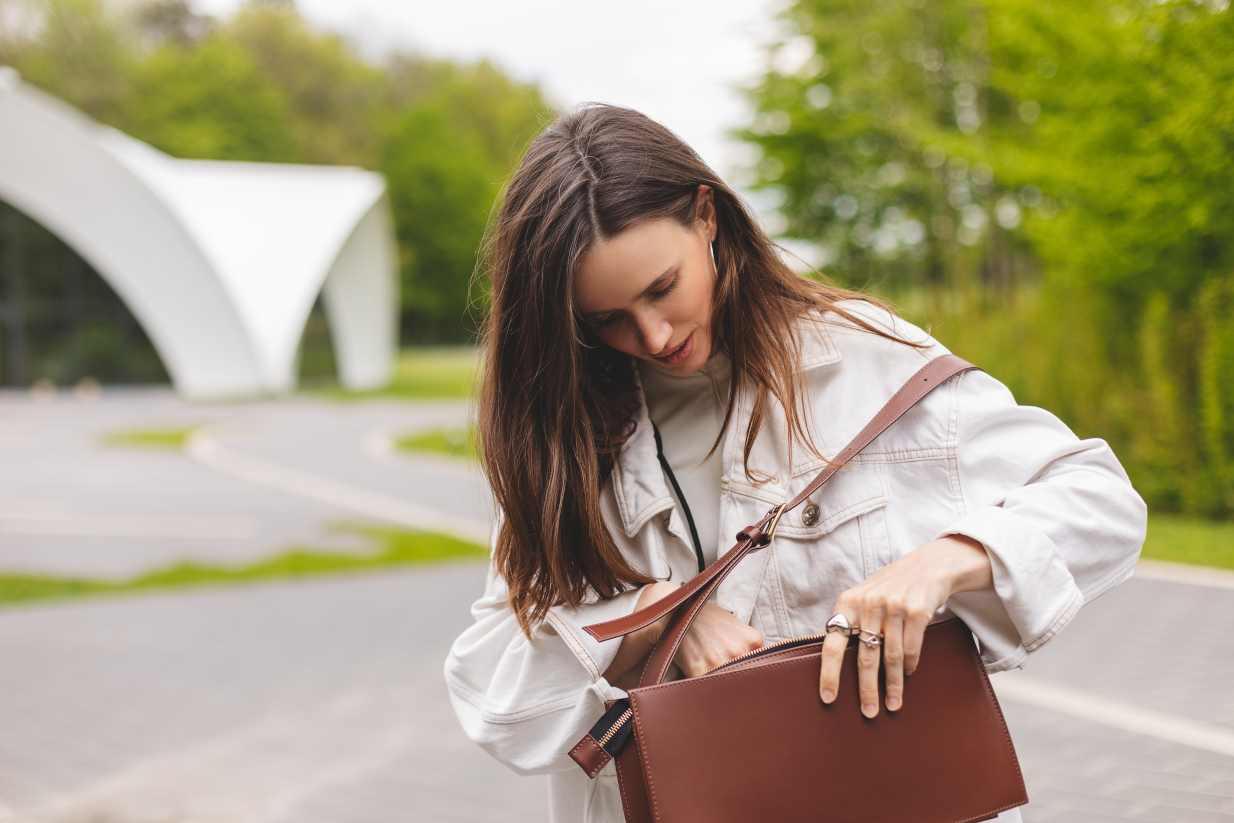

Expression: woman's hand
xmin=604 ymin=581 xmax=764 ymax=690
xmin=818 ymin=535 xmax=993 ymax=718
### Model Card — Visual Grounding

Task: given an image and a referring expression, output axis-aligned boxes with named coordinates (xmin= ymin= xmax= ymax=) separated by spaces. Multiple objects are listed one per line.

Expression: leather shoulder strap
xmin=583 ymin=354 xmax=980 ymax=686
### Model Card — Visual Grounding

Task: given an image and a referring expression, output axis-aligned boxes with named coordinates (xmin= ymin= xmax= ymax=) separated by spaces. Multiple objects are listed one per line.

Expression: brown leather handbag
xmin=569 ymin=355 xmax=1028 ymax=823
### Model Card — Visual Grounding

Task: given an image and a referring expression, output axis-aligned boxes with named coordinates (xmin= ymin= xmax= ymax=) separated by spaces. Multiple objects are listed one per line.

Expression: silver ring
xmin=825 ymin=613 xmax=854 ymax=638
xmin=858 ymin=629 xmax=883 ymax=650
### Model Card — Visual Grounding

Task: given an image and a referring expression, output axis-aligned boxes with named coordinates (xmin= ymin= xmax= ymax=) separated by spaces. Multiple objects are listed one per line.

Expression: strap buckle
xmin=759 ymin=503 xmax=787 ymax=546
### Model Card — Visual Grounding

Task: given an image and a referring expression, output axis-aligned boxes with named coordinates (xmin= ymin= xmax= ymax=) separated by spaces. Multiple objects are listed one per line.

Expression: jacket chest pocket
xmin=759 ymin=462 xmax=892 ymax=639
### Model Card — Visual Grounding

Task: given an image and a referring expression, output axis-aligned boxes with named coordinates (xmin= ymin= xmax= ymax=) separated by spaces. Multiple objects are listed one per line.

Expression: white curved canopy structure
xmin=0 ymin=67 xmax=398 ymax=399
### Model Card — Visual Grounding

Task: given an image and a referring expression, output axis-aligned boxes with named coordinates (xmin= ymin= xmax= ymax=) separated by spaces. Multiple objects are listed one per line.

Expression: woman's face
xmin=573 ymin=191 xmax=718 ymax=375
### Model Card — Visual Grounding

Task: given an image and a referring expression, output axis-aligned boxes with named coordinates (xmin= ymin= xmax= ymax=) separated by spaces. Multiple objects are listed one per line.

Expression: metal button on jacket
xmin=801 ymin=503 xmax=820 ymax=527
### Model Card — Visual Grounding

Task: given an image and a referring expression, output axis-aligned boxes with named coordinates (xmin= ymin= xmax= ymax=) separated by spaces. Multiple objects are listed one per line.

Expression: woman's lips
xmin=653 ymin=333 xmax=694 ymax=367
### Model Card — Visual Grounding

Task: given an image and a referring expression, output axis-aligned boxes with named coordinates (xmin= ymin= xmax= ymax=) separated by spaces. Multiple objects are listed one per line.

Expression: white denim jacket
xmin=445 ymin=302 xmax=1147 ymax=823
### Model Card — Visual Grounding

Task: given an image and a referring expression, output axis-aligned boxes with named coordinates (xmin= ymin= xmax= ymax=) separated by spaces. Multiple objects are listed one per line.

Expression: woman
xmin=445 ymin=105 xmax=1145 ymax=822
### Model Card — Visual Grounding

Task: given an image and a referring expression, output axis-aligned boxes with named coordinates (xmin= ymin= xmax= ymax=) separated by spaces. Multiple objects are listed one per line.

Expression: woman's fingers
xmin=818 ymin=627 xmax=849 ymax=703
xmin=903 ymin=607 xmax=929 ymax=676
xmin=673 ymin=602 xmax=763 ymax=677
xmin=856 ymin=601 xmax=885 ymax=718
xmin=882 ymin=610 xmax=905 ymax=713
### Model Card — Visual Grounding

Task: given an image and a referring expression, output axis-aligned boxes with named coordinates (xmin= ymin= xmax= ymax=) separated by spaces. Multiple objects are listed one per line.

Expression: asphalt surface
xmin=0 ymin=387 xmax=1232 ymax=822
xmin=0 ymin=388 xmax=488 ymax=579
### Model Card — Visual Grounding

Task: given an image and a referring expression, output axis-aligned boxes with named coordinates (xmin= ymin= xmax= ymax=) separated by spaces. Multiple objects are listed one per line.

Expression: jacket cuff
xmin=937 ymin=505 xmax=1083 ymax=653
xmin=545 ymin=588 xmax=644 ymax=683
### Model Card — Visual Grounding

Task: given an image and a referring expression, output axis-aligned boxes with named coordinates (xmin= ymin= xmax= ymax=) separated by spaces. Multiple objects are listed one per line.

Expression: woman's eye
xmin=649 ymin=279 xmax=679 ymax=300
xmin=591 ymin=314 xmax=617 ymax=329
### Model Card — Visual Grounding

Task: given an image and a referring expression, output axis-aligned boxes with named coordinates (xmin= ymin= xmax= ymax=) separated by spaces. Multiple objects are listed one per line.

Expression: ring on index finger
xmin=825 ymin=613 xmax=855 ymax=638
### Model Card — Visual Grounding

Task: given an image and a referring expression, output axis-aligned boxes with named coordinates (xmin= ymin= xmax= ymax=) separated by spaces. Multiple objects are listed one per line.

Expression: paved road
xmin=1001 ymin=574 xmax=1234 ymax=822
xmin=2 ymin=564 xmax=1232 ymax=823
xmin=0 ymin=566 xmax=546 ymax=823
xmin=0 ymin=388 xmax=486 ymax=579
xmin=1 ymin=388 xmax=1232 ymax=822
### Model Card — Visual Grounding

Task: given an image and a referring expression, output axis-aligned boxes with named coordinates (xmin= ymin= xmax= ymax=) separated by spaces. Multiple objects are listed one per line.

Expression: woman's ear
xmin=696 ymin=184 xmax=718 ymax=242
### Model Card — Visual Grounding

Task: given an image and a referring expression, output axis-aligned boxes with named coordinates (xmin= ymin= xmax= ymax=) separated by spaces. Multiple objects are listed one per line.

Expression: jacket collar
xmin=609 ymin=314 xmax=840 ymax=537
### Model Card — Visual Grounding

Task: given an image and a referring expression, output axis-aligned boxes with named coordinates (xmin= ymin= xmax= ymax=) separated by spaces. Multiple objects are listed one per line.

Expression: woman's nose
xmin=634 ymin=312 xmax=672 ymax=355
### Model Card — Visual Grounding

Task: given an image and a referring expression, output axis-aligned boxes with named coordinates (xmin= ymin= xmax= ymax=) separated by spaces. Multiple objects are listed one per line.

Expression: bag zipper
xmin=597 ymin=708 xmax=632 ymax=746
xmin=702 ymin=631 xmax=829 ymax=676
xmin=591 ymin=633 xmax=831 ymax=752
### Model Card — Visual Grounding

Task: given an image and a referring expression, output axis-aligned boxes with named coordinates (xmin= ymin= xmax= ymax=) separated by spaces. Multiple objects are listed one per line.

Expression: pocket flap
xmin=773 ymin=462 xmax=889 ymax=540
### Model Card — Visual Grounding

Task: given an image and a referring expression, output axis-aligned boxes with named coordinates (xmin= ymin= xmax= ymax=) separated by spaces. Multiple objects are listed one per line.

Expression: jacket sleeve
xmin=444 ymin=553 xmax=642 ymax=775
xmin=938 ymin=369 xmax=1147 ymax=672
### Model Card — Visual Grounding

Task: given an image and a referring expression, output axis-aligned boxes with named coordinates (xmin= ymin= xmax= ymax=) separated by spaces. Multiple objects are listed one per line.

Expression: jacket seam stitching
xmin=769 ymin=493 xmax=887 ymax=538
xmin=626 ymin=496 xmax=674 ymax=535
xmin=544 ymin=610 xmax=600 ymax=679
xmin=859 ymin=506 xmax=875 ymax=580
xmin=948 ymin=373 xmax=967 ymax=517
xmin=444 ymin=677 xmax=487 ymax=708
xmin=844 ymin=449 xmax=955 ymax=465
xmin=1081 ymin=555 xmax=1140 ymax=602
xmin=444 ymin=679 xmax=584 ymax=723
xmin=1024 ymin=586 xmax=1084 ymax=652
xmin=984 ymin=645 xmax=1029 ymax=672
xmin=612 ymin=465 xmax=633 ymax=533
xmin=768 ymin=548 xmax=791 ymax=638
xmin=794 ymin=447 xmax=953 ymax=473
xmin=724 ymin=482 xmax=785 ymax=505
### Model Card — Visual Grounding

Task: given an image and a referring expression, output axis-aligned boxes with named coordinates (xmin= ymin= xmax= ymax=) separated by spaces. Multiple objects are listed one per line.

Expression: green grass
xmin=100 ymin=426 xmax=198 ymax=449
xmin=1142 ymin=514 xmax=1234 ymax=570
xmin=331 ymin=347 xmax=479 ymax=400
xmin=395 ymin=426 xmax=478 ymax=460
xmin=0 ymin=525 xmax=485 ymax=607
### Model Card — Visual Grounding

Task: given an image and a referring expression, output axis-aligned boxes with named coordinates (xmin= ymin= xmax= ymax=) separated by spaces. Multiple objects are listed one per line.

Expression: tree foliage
xmin=745 ymin=0 xmax=1234 ymax=516
xmin=0 ymin=0 xmax=551 ymax=342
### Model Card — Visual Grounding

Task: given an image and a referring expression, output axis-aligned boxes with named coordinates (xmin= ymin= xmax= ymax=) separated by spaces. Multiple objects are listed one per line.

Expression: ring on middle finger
xmin=858 ymin=629 xmax=884 ymax=650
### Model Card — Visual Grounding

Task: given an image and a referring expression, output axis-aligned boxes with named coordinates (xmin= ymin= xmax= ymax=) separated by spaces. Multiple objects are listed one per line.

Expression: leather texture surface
xmin=626 ymin=618 xmax=1026 ymax=822
xmin=568 ymin=734 xmax=611 ymax=778
xmin=614 ymin=732 xmax=654 ymax=823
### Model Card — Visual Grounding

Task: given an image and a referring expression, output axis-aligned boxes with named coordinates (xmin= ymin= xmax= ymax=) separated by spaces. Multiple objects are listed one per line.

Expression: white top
xmin=637 ymin=354 xmax=732 ymax=568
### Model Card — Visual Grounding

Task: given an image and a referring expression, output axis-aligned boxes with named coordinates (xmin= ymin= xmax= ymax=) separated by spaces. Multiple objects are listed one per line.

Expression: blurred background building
xmin=0 ymin=67 xmax=397 ymax=399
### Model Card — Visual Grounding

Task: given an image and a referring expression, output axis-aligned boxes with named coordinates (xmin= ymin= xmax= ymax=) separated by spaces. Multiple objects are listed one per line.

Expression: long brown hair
xmin=479 ymin=105 xmax=905 ymax=634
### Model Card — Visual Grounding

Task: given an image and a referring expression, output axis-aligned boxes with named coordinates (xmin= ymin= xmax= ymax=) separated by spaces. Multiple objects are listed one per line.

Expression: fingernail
xmin=887 ymin=697 xmax=901 ymax=711
xmin=821 ymin=689 xmax=835 ymax=704
xmin=862 ymin=703 xmax=877 ymax=717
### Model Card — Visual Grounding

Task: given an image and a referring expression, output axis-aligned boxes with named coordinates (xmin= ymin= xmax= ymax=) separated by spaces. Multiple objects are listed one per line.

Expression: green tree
xmin=745 ymin=0 xmax=1234 ymax=516
xmin=222 ymin=5 xmax=385 ymax=166
xmin=0 ymin=0 xmax=133 ymax=124
xmin=744 ymin=0 xmax=1034 ymax=292
xmin=383 ymin=99 xmax=495 ymax=341
xmin=381 ymin=60 xmax=547 ymax=341
xmin=121 ymin=36 xmax=299 ymax=161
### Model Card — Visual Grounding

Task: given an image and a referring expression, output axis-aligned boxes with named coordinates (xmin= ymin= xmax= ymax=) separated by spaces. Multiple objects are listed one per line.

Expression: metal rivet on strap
xmin=801 ymin=502 xmax=820 ymax=527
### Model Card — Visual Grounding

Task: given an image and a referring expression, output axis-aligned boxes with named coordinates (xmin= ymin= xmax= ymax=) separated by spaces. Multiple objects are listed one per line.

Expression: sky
xmin=193 ymin=0 xmax=788 ymax=183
